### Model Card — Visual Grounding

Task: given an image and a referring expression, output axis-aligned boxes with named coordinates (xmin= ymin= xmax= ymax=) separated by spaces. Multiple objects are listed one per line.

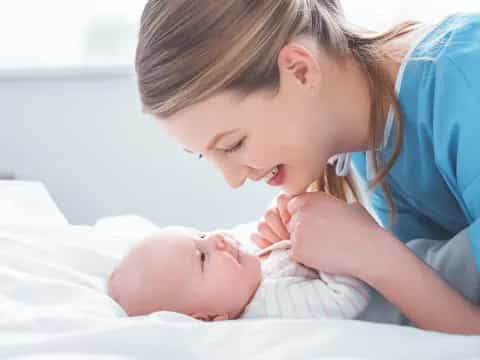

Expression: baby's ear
xmin=211 ymin=313 xmax=229 ymax=321
xmin=191 ymin=312 xmax=211 ymax=321
xmin=192 ymin=312 xmax=229 ymax=321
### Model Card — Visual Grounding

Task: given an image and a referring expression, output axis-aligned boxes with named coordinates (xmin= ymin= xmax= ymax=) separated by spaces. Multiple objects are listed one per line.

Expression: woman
xmin=134 ymin=0 xmax=480 ymax=333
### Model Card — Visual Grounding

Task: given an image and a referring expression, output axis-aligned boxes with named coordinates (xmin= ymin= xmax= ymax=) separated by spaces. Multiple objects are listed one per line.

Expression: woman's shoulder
xmin=415 ymin=13 xmax=480 ymax=69
xmin=399 ymin=12 xmax=480 ymax=108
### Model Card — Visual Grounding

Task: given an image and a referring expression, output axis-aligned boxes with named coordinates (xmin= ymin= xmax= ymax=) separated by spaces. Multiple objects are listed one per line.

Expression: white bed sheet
xmin=0 ymin=181 xmax=479 ymax=360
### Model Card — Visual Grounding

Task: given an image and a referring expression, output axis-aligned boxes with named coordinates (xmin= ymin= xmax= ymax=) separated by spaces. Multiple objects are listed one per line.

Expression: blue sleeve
xmin=352 ymin=154 xmax=447 ymax=242
xmin=369 ymin=189 xmax=449 ymax=242
xmin=433 ymin=54 xmax=480 ymax=270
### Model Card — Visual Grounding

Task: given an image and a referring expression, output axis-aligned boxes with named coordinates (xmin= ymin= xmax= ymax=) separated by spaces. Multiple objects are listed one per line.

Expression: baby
xmin=107 ymin=226 xmax=370 ymax=321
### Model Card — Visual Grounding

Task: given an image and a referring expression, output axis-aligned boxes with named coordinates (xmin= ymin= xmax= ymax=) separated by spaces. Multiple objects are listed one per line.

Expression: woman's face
xmin=159 ymin=39 xmax=369 ymax=195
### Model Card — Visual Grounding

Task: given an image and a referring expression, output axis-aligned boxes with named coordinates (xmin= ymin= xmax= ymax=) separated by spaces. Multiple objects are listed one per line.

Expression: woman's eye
xmin=224 ymin=138 xmax=245 ymax=154
xmin=199 ymin=233 xmax=206 ymax=239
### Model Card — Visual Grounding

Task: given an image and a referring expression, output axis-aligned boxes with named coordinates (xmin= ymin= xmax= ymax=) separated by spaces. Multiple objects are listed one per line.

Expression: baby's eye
xmin=199 ymin=251 xmax=207 ymax=272
xmin=199 ymin=233 xmax=207 ymax=239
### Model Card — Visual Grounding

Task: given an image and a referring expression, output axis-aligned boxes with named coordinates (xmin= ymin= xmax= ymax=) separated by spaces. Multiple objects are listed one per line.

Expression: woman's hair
xmin=135 ymin=0 xmax=420 ymax=223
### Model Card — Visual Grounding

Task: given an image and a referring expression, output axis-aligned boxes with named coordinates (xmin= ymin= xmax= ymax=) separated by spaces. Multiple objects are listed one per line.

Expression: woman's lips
xmin=267 ymin=164 xmax=285 ymax=186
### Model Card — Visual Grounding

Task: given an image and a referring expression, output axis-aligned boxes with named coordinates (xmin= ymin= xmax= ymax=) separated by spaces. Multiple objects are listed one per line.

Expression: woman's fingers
xmin=287 ymin=193 xmax=310 ymax=215
xmin=287 ymin=212 xmax=301 ymax=233
xmin=265 ymin=208 xmax=289 ymax=240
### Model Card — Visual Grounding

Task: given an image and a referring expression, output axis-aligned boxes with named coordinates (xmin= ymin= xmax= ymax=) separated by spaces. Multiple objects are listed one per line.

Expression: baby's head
xmin=108 ymin=226 xmax=262 ymax=320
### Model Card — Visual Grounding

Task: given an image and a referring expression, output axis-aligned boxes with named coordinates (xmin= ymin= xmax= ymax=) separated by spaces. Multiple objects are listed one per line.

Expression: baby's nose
xmin=215 ymin=236 xmax=228 ymax=250
xmin=214 ymin=235 xmax=238 ymax=255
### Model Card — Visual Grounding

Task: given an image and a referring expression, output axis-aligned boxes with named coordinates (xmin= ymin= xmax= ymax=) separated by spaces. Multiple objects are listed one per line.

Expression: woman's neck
xmin=348 ymin=24 xmax=429 ymax=152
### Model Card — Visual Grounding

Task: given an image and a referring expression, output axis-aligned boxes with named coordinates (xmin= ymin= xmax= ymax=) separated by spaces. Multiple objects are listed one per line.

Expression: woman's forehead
xmin=169 ymin=91 xmax=242 ymax=123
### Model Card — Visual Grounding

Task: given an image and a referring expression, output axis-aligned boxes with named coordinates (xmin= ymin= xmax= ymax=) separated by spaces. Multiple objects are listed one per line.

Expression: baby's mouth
xmin=236 ymin=246 xmax=242 ymax=264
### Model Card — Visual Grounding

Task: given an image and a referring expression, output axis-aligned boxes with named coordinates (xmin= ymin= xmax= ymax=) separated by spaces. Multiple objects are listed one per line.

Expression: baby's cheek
xmin=246 ymin=254 xmax=262 ymax=281
xmin=215 ymin=269 xmax=239 ymax=291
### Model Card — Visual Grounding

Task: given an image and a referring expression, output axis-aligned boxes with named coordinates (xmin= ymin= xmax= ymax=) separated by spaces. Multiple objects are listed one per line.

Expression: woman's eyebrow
xmin=183 ymin=128 xmax=239 ymax=154
xmin=206 ymin=129 xmax=239 ymax=151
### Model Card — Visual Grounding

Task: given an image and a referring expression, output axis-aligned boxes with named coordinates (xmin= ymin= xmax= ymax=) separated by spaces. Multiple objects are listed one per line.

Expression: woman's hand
xmin=251 ymin=193 xmax=292 ymax=248
xmin=287 ymin=191 xmax=390 ymax=278
xmin=286 ymin=192 xmax=480 ymax=334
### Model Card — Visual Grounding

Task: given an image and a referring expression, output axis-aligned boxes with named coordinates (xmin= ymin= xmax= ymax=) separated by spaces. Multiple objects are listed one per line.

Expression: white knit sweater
xmin=240 ymin=247 xmax=370 ymax=319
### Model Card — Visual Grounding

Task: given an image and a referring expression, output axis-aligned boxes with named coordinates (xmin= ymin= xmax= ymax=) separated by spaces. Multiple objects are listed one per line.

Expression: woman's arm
xmin=287 ymin=192 xmax=480 ymax=334
xmin=362 ymin=230 xmax=480 ymax=335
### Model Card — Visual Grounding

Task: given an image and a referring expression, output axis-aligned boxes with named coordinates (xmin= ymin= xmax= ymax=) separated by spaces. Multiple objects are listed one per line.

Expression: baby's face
xmin=108 ymin=226 xmax=262 ymax=320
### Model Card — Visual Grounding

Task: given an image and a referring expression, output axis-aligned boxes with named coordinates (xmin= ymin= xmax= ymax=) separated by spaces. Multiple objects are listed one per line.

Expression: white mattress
xmin=0 ymin=181 xmax=479 ymax=359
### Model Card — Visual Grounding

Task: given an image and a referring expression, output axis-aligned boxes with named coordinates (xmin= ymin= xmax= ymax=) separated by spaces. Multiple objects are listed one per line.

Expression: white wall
xmin=0 ymin=69 xmax=278 ymax=227
xmin=1 ymin=1 xmax=478 ymax=69
xmin=1 ymin=2 xmax=478 ymax=227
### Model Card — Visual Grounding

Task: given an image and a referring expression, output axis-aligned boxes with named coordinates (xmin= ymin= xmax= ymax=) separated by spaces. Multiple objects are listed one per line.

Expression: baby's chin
xmin=244 ymin=252 xmax=262 ymax=286
xmin=240 ymin=246 xmax=260 ymax=265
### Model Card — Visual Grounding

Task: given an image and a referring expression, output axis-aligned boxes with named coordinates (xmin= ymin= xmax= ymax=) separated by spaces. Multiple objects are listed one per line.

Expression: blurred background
xmin=0 ymin=1 xmax=478 ymax=228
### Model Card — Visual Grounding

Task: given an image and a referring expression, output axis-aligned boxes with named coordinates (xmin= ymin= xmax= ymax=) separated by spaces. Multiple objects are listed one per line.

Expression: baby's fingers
xmin=276 ymin=193 xmax=292 ymax=227
xmin=257 ymin=220 xmax=282 ymax=243
xmin=251 ymin=233 xmax=272 ymax=249
xmin=265 ymin=208 xmax=289 ymax=240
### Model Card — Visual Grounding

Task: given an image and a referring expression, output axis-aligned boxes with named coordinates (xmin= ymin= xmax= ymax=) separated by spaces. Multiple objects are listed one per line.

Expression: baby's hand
xmin=251 ymin=193 xmax=292 ymax=249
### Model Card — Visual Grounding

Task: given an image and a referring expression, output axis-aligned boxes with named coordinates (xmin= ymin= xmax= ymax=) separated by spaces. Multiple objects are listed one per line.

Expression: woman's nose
xmin=224 ymin=171 xmax=247 ymax=189
xmin=205 ymin=164 xmax=243 ymax=188
xmin=211 ymin=156 xmax=248 ymax=189
xmin=219 ymin=163 xmax=248 ymax=189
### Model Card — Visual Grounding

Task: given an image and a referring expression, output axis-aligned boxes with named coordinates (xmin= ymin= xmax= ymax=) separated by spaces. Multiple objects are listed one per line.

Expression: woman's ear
xmin=278 ymin=40 xmax=322 ymax=88
xmin=192 ymin=312 xmax=229 ymax=321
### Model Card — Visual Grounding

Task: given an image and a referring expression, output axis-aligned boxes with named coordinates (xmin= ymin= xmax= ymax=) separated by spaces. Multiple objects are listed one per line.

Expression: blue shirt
xmin=351 ymin=13 xmax=480 ymax=270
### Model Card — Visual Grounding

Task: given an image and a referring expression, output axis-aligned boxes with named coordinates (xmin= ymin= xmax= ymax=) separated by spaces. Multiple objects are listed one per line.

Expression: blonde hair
xmin=135 ymin=0 xmax=420 ymax=223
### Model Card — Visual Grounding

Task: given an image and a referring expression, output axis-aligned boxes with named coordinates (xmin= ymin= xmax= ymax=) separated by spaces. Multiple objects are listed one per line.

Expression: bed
xmin=1 ymin=181 xmax=479 ymax=359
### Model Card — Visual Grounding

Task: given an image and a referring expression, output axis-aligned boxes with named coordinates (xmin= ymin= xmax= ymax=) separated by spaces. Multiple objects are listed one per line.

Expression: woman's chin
xmin=282 ymin=182 xmax=313 ymax=196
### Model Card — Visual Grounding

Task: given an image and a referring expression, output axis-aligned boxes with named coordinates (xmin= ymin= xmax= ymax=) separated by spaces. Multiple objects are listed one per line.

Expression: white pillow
xmin=94 ymin=214 xmax=161 ymax=238
xmin=0 ymin=180 xmax=68 ymax=227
